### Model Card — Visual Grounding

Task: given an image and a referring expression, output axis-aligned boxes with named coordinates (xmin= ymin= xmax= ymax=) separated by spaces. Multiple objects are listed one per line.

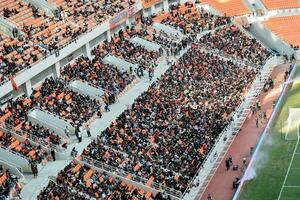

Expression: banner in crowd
xmin=9 ymin=76 xmax=18 ymax=91
xmin=128 ymin=3 xmax=139 ymax=17
xmin=141 ymin=0 xmax=163 ymax=8
xmin=109 ymin=9 xmax=129 ymax=29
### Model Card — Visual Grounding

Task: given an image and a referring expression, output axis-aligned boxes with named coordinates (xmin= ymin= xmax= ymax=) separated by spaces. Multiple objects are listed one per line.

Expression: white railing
xmin=0 ymin=146 xmax=28 ymax=161
xmin=47 ymin=178 xmax=95 ymax=200
xmin=0 ymin=121 xmax=56 ymax=151
xmin=79 ymin=155 xmax=182 ymax=198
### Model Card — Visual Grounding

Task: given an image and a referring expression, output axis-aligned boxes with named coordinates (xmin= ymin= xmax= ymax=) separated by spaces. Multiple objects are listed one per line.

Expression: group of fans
xmin=0 ymin=0 xmax=137 ymax=84
xmin=0 ymin=1 xmax=274 ymax=199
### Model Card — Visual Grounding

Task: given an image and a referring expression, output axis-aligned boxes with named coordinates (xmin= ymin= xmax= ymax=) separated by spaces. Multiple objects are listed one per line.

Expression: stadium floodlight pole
xmin=232 ymin=61 xmax=298 ymax=200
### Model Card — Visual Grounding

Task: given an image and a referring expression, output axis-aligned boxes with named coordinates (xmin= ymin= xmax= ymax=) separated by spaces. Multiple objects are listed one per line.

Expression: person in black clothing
xmin=225 ymin=158 xmax=230 ymax=171
xmin=51 ymin=149 xmax=56 ymax=161
xmin=86 ymin=125 xmax=91 ymax=137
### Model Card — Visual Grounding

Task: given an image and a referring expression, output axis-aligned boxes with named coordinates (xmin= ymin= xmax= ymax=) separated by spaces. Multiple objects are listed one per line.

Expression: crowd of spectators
xmin=130 ymin=25 xmax=193 ymax=57
xmin=38 ymin=181 xmax=91 ymax=200
xmin=60 ymin=56 xmax=136 ymax=102
xmin=160 ymin=2 xmax=231 ymax=36
xmin=0 ymin=1 xmax=276 ymax=198
xmin=0 ymin=166 xmax=18 ymax=199
xmin=33 ymin=77 xmax=102 ymax=127
xmin=38 ymin=161 xmax=158 ymax=200
xmin=0 ymin=0 xmax=137 ymax=85
xmin=0 ymin=75 xmax=105 ymax=163
xmin=92 ymin=27 xmax=161 ymax=70
xmin=0 ymin=130 xmax=48 ymax=163
xmin=82 ymin=45 xmax=257 ymax=193
xmin=199 ymin=25 xmax=272 ymax=66
xmin=0 ymin=95 xmax=62 ymax=146
xmin=52 ymin=0 xmax=136 ymax=29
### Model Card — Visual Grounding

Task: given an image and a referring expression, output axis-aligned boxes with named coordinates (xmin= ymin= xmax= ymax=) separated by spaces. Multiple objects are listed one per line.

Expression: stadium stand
xmin=0 ymin=0 xmax=138 ymax=85
xmin=1 ymin=0 xmax=293 ymax=199
xmin=0 ymin=94 xmax=62 ymax=146
xmin=50 ymin=0 xmax=136 ymax=29
xmin=32 ymin=77 xmax=101 ymax=127
xmin=61 ymin=56 xmax=136 ymax=102
xmin=27 ymin=1 xmax=276 ymax=198
xmin=158 ymin=2 xmax=231 ymax=36
xmin=82 ymin=44 xmax=258 ymax=193
xmin=199 ymin=24 xmax=272 ymax=66
xmin=37 ymin=181 xmax=91 ymax=200
xmin=0 ymin=130 xmax=48 ymax=163
xmin=201 ymin=0 xmax=249 ymax=16
xmin=92 ymin=27 xmax=161 ymax=70
xmin=263 ymin=15 xmax=300 ymax=47
xmin=38 ymin=161 xmax=156 ymax=200
xmin=261 ymin=0 xmax=300 ymax=10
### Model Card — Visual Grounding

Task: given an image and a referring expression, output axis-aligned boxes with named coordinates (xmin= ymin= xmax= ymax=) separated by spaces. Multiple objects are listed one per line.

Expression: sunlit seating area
xmin=261 ymin=0 xmax=300 ymax=10
xmin=201 ymin=0 xmax=249 ymax=16
xmin=263 ymin=15 xmax=300 ymax=47
xmin=199 ymin=25 xmax=272 ymax=66
xmin=38 ymin=161 xmax=157 ymax=200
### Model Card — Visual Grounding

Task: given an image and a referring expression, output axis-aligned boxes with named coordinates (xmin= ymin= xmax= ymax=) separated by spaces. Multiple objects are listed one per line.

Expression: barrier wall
xmin=28 ymin=109 xmax=75 ymax=136
xmin=249 ymin=21 xmax=294 ymax=55
xmin=68 ymin=80 xmax=104 ymax=100
xmin=103 ymin=55 xmax=139 ymax=71
xmin=130 ymin=36 xmax=162 ymax=52
xmin=0 ymin=158 xmax=25 ymax=180
xmin=0 ymin=147 xmax=31 ymax=173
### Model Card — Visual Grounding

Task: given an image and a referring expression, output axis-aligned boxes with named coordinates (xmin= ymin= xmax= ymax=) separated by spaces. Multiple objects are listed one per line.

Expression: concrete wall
xmin=0 ymin=158 xmax=25 ymax=179
xmin=248 ymin=21 xmax=294 ymax=55
xmin=0 ymin=147 xmax=31 ymax=173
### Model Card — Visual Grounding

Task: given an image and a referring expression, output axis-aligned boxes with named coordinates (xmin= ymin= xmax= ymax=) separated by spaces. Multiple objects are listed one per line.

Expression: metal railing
xmin=0 ymin=121 xmax=56 ymax=151
xmin=0 ymin=146 xmax=29 ymax=161
xmin=79 ymin=155 xmax=183 ymax=198
xmin=47 ymin=178 xmax=95 ymax=199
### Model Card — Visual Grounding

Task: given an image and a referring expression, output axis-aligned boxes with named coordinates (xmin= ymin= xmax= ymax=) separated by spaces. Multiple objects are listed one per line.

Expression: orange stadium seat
xmin=263 ymin=15 xmax=300 ymax=46
xmin=261 ymin=0 xmax=300 ymax=10
xmin=201 ymin=0 xmax=249 ymax=16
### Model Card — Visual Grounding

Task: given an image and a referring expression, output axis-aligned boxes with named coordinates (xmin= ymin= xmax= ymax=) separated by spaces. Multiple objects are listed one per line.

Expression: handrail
xmin=0 ymin=146 xmax=29 ymax=162
xmin=80 ymin=155 xmax=183 ymax=198
xmin=47 ymin=178 xmax=95 ymax=199
xmin=0 ymin=158 xmax=25 ymax=179
xmin=29 ymin=108 xmax=69 ymax=127
xmin=0 ymin=122 xmax=54 ymax=151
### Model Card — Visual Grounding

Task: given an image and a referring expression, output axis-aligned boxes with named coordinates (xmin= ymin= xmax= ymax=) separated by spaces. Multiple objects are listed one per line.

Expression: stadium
xmin=0 ymin=0 xmax=299 ymax=199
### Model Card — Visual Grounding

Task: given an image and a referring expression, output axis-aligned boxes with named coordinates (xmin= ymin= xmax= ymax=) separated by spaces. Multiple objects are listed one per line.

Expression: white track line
xmin=277 ymin=138 xmax=300 ymax=200
xmin=284 ymin=186 xmax=300 ymax=188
